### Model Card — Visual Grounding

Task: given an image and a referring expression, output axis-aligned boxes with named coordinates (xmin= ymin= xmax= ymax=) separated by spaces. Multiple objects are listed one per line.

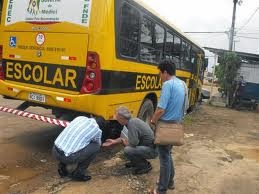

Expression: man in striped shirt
xmin=52 ymin=116 xmax=103 ymax=181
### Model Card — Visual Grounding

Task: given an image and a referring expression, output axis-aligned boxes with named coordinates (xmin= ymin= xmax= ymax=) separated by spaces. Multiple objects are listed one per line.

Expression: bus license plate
xmin=28 ymin=92 xmax=46 ymax=103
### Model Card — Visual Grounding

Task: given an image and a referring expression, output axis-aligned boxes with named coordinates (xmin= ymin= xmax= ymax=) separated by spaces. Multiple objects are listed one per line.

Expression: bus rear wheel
xmin=138 ymin=99 xmax=154 ymax=124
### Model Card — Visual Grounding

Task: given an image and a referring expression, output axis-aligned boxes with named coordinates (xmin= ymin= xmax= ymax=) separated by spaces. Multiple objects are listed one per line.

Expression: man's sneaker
xmin=125 ymin=162 xmax=136 ymax=168
xmin=132 ymin=162 xmax=152 ymax=175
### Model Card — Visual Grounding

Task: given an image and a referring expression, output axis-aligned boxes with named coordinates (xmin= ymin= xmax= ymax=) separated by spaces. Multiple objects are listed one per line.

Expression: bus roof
xmin=133 ymin=0 xmax=204 ymax=51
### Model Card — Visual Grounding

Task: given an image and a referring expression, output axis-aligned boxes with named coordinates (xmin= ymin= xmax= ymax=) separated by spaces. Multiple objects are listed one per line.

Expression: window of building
xmin=119 ymin=4 xmax=140 ymax=58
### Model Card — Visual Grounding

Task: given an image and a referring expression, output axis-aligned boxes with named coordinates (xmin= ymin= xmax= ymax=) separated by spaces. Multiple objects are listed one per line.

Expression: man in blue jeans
xmin=151 ymin=59 xmax=188 ymax=194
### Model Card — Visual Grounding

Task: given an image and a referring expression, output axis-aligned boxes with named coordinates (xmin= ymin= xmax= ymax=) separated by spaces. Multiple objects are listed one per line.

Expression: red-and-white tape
xmin=0 ymin=106 xmax=70 ymax=128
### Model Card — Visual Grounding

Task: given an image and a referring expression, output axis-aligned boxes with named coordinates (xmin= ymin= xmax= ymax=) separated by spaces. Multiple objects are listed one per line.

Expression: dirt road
xmin=0 ymin=96 xmax=258 ymax=194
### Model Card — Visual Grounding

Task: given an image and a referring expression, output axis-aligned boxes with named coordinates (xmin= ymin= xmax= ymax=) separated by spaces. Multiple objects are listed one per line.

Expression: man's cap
xmin=116 ymin=106 xmax=132 ymax=120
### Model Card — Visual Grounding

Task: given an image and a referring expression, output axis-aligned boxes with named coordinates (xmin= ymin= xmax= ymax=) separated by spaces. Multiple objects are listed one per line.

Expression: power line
xmin=236 ymin=35 xmax=259 ymax=40
xmin=184 ymin=31 xmax=227 ymax=34
xmin=237 ymin=7 xmax=259 ymax=32
xmin=185 ymin=31 xmax=258 ymax=35
xmin=237 ymin=32 xmax=259 ymax=35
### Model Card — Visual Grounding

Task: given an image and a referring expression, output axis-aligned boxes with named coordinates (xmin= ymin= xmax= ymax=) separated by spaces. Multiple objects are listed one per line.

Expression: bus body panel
xmin=0 ymin=0 xmax=205 ymax=120
xmin=2 ymin=31 xmax=89 ymax=93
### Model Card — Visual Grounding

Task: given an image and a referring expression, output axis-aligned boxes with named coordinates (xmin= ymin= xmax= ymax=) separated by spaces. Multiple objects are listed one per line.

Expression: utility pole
xmin=229 ymin=0 xmax=238 ymax=51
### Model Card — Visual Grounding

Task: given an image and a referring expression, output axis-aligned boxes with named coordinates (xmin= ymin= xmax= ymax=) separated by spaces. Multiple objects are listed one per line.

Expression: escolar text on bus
xmin=135 ymin=75 xmax=162 ymax=91
xmin=5 ymin=61 xmax=78 ymax=89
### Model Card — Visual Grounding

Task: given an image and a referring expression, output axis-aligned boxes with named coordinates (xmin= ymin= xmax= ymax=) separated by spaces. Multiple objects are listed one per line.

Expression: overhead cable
xmin=237 ymin=7 xmax=259 ymax=32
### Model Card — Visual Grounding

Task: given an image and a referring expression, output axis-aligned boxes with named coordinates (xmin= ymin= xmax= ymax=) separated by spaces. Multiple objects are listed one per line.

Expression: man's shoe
xmin=156 ymin=180 xmax=175 ymax=190
xmin=58 ymin=168 xmax=68 ymax=177
xmin=132 ymin=163 xmax=152 ymax=175
xmin=58 ymin=163 xmax=68 ymax=177
xmin=71 ymin=174 xmax=92 ymax=182
xmin=125 ymin=162 xmax=136 ymax=168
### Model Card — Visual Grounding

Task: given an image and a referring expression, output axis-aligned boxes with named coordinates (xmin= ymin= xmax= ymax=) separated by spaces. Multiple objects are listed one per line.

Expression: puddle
xmin=0 ymin=143 xmax=46 ymax=192
xmin=0 ymin=166 xmax=41 ymax=193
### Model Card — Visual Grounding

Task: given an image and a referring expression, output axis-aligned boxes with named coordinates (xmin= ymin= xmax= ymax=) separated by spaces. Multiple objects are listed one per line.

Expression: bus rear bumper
xmin=0 ymin=81 xmax=105 ymax=117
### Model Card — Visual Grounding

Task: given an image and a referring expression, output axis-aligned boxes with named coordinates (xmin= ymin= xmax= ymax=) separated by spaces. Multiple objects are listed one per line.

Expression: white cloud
xmin=142 ymin=0 xmax=259 ymax=54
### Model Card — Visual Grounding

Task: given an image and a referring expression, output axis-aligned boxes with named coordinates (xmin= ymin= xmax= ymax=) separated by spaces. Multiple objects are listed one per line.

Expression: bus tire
xmin=138 ymin=99 xmax=154 ymax=124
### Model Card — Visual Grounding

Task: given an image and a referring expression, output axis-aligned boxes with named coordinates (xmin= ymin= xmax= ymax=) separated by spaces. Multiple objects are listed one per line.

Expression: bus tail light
xmin=80 ymin=52 xmax=102 ymax=94
xmin=0 ymin=45 xmax=4 ymax=80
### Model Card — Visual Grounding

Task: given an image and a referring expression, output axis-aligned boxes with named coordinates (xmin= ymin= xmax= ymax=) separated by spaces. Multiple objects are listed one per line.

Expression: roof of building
xmin=204 ymin=47 xmax=259 ymax=63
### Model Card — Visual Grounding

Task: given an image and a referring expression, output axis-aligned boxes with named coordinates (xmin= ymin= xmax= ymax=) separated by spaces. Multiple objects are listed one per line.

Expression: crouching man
xmin=52 ymin=116 xmax=103 ymax=181
xmin=102 ymin=106 xmax=157 ymax=175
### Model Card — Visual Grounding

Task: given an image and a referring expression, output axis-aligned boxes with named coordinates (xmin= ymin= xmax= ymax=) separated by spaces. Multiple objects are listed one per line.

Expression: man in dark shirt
xmin=235 ymin=76 xmax=246 ymax=98
xmin=232 ymin=76 xmax=247 ymax=107
xmin=102 ymin=106 xmax=157 ymax=175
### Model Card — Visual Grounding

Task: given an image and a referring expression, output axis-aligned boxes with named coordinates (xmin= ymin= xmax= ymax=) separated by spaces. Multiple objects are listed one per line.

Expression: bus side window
xmin=165 ymin=31 xmax=174 ymax=61
xmin=172 ymin=35 xmax=181 ymax=68
xmin=140 ymin=18 xmax=165 ymax=64
xmin=182 ymin=42 xmax=192 ymax=71
xmin=154 ymin=24 xmax=165 ymax=63
xmin=140 ymin=17 xmax=155 ymax=63
xmin=191 ymin=48 xmax=198 ymax=74
xmin=119 ymin=4 xmax=140 ymax=58
xmin=199 ymin=56 xmax=205 ymax=79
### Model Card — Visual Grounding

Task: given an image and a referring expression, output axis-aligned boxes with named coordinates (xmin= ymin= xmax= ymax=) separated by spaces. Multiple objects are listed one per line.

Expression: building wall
xmin=238 ymin=63 xmax=259 ymax=101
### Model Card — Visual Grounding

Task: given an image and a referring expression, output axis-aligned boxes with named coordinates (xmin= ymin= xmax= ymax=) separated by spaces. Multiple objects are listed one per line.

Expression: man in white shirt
xmin=52 ymin=116 xmax=104 ymax=181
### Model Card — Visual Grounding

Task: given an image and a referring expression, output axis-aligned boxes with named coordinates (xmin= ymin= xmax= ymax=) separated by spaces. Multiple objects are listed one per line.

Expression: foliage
xmin=215 ymin=52 xmax=241 ymax=104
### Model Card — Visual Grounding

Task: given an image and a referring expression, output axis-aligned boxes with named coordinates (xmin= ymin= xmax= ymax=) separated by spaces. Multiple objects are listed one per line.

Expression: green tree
xmin=215 ymin=52 xmax=241 ymax=106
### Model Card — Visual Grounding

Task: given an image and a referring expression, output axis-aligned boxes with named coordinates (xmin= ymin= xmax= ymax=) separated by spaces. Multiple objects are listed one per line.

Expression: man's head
xmin=115 ymin=106 xmax=131 ymax=125
xmin=158 ymin=59 xmax=176 ymax=82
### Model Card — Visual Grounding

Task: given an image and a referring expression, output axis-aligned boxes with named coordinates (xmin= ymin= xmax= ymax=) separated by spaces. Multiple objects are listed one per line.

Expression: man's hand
xmin=151 ymin=107 xmax=165 ymax=125
xmin=102 ymin=139 xmax=116 ymax=147
xmin=150 ymin=122 xmax=156 ymax=131
xmin=121 ymin=138 xmax=128 ymax=146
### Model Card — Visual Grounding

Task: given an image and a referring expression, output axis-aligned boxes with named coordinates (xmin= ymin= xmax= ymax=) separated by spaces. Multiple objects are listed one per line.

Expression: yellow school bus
xmin=0 ymin=0 xmax=3 ymax=66
xmin=0 ymin=0 xmax=205 ymax=129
